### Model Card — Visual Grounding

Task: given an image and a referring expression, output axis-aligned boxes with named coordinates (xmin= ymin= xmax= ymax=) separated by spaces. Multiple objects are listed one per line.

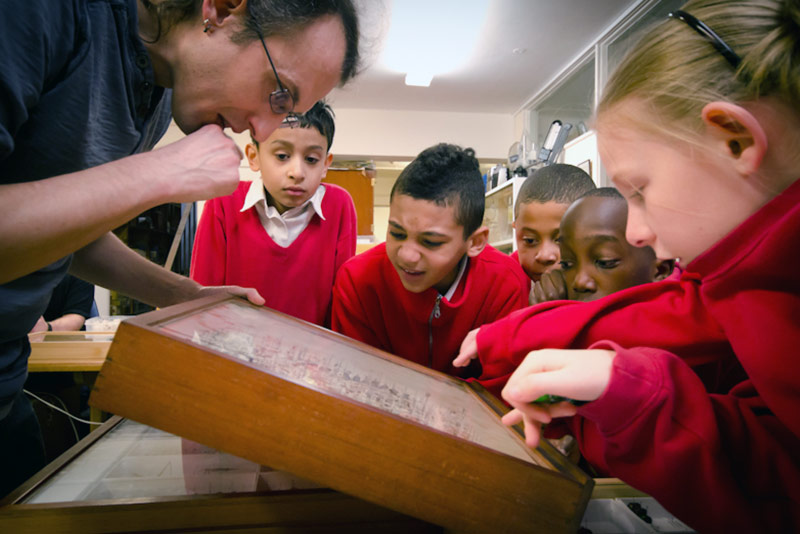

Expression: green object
xmin=533 ymin=394 xmax=587 ymax=406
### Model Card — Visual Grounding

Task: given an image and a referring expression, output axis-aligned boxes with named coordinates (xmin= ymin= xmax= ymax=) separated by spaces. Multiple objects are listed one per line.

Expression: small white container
xmin=85 ymin=316 xmax=133 ymax=332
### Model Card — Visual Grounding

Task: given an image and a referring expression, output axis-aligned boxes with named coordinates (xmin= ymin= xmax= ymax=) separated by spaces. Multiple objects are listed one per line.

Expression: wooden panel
xmin=324 ymin=169 xmax=373 ymax=236
xmin=89 ymin=295 xmax=593 ymax=533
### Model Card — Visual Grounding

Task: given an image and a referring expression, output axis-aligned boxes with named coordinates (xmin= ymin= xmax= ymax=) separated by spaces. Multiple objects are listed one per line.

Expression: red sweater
xmin=476 ymin=178 xmax=800 ymax=533
xmin=190 ymin=182 xmax=356 ymax=327
xmin=332 ymin=243 xmax=529 ymax=376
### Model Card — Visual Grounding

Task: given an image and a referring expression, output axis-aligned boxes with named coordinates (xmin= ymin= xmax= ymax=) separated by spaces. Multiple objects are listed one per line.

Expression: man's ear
xmin=203 ymin=0 xmax=247 ymax=29
xmin=653 ymin=259 xmax=676 ymax=281
xmin=466 ymin=226 xmax=489 ymax=258
xmin=320 ymin=152 xmax=334 ymax=178
xmin=701 ymin=101 xmax=768 ymax=176
xmin=245 ymin=143 xmax=260 ymax=172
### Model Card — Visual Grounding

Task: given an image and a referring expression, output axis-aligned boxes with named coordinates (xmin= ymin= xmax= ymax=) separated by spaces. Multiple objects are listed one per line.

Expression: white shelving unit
xmin=484 ymin=176 xmax=526 ymax=254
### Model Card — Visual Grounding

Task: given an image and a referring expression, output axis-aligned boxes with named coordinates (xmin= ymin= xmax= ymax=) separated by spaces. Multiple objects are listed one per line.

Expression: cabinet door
xmin=323 ymin=169 xmax=373 ymax=236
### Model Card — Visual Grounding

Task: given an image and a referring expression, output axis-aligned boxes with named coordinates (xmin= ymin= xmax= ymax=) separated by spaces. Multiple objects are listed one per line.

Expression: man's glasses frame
xmin=252 ymin=19 xmax=299 ymax=125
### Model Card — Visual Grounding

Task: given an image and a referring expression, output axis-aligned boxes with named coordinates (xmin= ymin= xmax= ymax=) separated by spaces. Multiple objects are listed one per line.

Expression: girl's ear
xmin=701 ymin=102 xmax=768 ymax=175
xmin=466 ymin=226 xmax=489 ymax=258
xmin=245 ymin=143 xmax=261 ymax=172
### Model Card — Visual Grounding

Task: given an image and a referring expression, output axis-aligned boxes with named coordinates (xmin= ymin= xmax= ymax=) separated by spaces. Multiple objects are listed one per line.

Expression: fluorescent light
xmin=404 ymin=72 xmax=433 ymax=87
xmin=381 ymin=0 xmax=489 ymax=87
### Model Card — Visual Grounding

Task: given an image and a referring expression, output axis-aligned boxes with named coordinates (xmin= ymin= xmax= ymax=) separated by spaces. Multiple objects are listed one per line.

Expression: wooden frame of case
xmin=0 ymin=416 xmax=435 ymax=533
xmin=88 ymin=295 xmax=593 ymax=532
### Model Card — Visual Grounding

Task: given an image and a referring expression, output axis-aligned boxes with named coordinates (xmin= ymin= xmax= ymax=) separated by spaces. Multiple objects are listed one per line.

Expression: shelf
xmin=485 ymin=177 xmax=516 ymax=197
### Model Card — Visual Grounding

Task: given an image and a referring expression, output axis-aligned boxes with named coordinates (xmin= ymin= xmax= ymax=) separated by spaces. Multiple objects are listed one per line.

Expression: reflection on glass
xmin=159 ymin=300 xmax=536 ymax=464
xmin=23 ymin=419 xmax=318 ymax=504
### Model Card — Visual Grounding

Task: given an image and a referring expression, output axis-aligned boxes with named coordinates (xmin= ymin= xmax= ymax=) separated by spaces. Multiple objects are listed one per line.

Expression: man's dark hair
xmin=515 ymin=163 xmax=596 ymax=216
xmin=580 ymin=186 xmax=624 ymax=200
xmin=253 ymin=100 xmax=336 ymax=150
xmin=390 ymin=144 xmax=484 ymax=238
xmin=142 ymin=0 xmax=360 ymax=83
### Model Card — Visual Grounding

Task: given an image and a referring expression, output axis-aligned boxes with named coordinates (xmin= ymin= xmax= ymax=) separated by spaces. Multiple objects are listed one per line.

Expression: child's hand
xmin=500 ymin=349 xmax=616 ymax=447
xmin=530 ymin=270 xmax=568 ymax=305
xmin=452 ymin=328 xmax=480 ymax=367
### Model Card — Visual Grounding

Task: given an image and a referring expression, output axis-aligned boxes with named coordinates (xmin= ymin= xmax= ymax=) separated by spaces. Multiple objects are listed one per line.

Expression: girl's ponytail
xmin=742 ymin=0 xmax=800 ymax=106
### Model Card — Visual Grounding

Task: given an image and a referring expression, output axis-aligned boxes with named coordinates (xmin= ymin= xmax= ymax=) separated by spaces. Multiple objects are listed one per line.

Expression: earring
xmin=203 ymin=18 xmax=211 ymax=33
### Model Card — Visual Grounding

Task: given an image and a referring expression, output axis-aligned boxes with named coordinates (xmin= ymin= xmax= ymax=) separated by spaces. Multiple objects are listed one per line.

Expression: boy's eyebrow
xmin=578 ymin=233 xmax=622 ymax=245
xmin=270 ymin=139 xmax=325 ymax=152
xmin=270 ymin=139 xmax=295 ymax=148
xmin=388 ymin=221 xmax=449 ymax=238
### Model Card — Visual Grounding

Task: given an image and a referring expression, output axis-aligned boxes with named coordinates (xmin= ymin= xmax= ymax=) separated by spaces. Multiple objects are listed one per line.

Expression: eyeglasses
xmin=252 ymin=20 xmax=299 ymax=125
xmin=668 ymin=10 xmax=742 ymax=69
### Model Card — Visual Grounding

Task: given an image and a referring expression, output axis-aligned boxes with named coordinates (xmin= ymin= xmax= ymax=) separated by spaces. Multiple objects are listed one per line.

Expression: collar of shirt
xmin=441 ymin=255 xmax=469 ymax=301
xmin=240 ymin=180 xmax=327 ymax=247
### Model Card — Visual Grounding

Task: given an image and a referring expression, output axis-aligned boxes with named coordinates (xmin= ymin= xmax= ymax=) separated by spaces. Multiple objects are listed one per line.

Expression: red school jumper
xmin=331 ymin=243 xmax=529 ymax=376
xmin=190 ymin=181 xmax=356 ymax=327
xmin=475 ymin=178 xmax=800 ymax=533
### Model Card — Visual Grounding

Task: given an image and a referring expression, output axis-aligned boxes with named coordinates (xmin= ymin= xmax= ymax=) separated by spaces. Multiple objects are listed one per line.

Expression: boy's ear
xmin=466 ymin=226 xmax=489 ymax=258
xmin=701 ymin=101 xmax=768 ymax=176
xmin=245 ymin=143 xmax=260 ymax=172
xmin=202 ymin=0 xmax=246 ymax=28
xmin=653 ymin=259 xmax=676 ymax=282
xmin=321 ymin=152 xmax=334 ymax=178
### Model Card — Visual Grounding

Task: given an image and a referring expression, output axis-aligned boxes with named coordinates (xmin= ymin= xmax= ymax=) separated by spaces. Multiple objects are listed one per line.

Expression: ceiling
xmin=328 ymin=0 xmax=640 ymax=115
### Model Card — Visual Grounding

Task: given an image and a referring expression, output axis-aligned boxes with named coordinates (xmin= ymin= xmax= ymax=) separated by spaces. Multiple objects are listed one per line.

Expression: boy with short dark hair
xmin=191 ymin=101 xmax=356 ymax=327
xmin=530 ymin=187 xmax=675 ymax=303
xmin=512 ymin=164 xmax=596 ymax=286
xmin=332 ymin=143 xmax=529 ymax=377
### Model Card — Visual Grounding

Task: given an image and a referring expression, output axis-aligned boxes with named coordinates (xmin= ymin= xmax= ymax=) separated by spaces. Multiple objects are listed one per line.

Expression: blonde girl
xmin=454 ymin=0 xmax=800 ymax=531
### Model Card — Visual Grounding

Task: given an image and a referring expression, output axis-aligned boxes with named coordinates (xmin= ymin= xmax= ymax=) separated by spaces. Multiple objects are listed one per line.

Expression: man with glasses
xmin=0 ymin=0 xmax=360 ymax=499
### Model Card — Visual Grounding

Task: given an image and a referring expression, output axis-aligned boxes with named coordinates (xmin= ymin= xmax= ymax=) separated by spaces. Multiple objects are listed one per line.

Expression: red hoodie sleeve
xmin=475 ymin=275 xmax=733 ymax=398
xmin=487 ymin=261 xmax=530 ymax=320
xmin=573 ymin=342 xmax=800 ymax=533
xmin=331 ymin=261 xmax=386 ymax=350
xmin=190 ymin=198 xmax=227 ymax=286
xmin=333 ymin=193 xmax=357 ymax=276
xmin=322 ymin=190 xmax=357 ymax=328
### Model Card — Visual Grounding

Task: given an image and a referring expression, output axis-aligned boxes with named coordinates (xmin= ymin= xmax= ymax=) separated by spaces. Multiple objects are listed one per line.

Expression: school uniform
xmin=331 ymin=243 xmax=530 ymax=376
xmin=475 ymin=178 xmax=800 ymax=533
xmin=191 ymin=181 xmax=357 ymax=327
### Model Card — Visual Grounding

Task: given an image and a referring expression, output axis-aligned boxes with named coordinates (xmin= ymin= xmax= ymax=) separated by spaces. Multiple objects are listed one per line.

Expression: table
xmin=27 ymin=331 xmax=114 ymax=428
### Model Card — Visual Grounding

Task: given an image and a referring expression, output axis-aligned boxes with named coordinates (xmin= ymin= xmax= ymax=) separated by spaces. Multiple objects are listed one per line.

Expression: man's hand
xmin=530 ymin=269 xmax=568 ymax=305
xmin=148 ymin=124 xmax=244 ymax=204
xmin=195 ymin=285 xmax=265 ymax=306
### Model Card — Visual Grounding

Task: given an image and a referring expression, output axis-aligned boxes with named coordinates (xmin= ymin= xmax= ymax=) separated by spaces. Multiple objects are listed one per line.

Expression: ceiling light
xmin=381 ymin=0 xmax=489 ymax=87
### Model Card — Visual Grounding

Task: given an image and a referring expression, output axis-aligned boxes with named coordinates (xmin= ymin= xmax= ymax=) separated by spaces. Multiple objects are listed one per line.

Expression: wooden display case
xmin=88 ymin=295 xmax=594 ymax=532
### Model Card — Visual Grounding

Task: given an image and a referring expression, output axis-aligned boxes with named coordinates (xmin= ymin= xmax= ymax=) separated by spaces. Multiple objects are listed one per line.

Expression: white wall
xmin=329 ymin=108 xmax=514 ymax=160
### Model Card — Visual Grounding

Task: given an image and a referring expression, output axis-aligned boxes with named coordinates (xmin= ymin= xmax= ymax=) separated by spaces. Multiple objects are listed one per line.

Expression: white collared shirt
xmin=241 ymin=180 xmax=327 ymax=248
xmin=441 ymin=255 xmax=469 ymax=301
